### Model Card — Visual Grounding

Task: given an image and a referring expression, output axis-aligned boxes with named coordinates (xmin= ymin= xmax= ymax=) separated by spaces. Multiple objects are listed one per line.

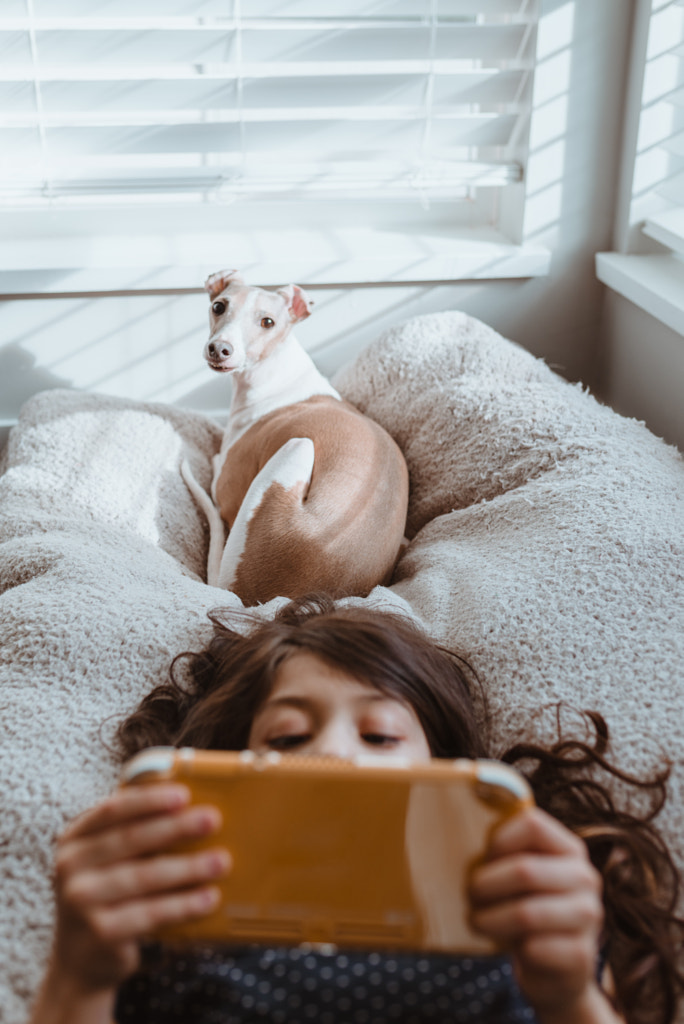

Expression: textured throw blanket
xmin=1 ymin=311 xmax=683 ymax=1023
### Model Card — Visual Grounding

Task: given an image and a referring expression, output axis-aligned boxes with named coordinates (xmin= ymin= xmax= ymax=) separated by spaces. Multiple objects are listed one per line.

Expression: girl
xmin=30 ymin=596 xmax=683 ymax=1024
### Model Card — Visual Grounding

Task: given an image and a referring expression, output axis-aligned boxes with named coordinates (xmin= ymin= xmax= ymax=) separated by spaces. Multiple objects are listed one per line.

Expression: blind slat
xmin=0 ymin=70 xmax=527 ymax=112
xmin=0 ymin=60 xmax=534 ymax=83
xmin=643 ymin=207 xmax=684 ymax=253
xmin=0 ymin=26 xmax=530 ymax=66
xmin=0 ymin=161 xmax=521 ymax=203
xmin=10 ymin=0 xmax=529 ymax=18
xmin=662 ymin=129 xmax=684 ymax=156
xmin=1 ymin=116 xmax=519 ymax=154
xmin=2 ymin=108 xmax=522 ymax=127
xmin=655 ymin=167 xmax=684 ymax=203
xmin=4 ymin=13 xmax=536 ymax=29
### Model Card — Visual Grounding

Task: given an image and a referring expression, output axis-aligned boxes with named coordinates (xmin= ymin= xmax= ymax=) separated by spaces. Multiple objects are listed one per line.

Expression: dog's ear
xmin=277 ymin=284 xmax=314 ymax=323
xmin=205 ymin=270 xmax=243 ymax=299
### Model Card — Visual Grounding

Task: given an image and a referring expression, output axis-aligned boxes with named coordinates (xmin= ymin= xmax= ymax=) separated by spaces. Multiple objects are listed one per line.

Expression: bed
xmin=1 ymin=310 xmax=683 ymax=1023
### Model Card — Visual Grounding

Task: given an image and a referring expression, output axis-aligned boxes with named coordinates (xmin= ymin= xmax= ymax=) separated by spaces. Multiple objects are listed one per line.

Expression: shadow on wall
xmin=0 ymin=292 xmax=209 ymax=413
xmin=0 ymin=344 xmax=71 ymax=453
xmin=0 ymin=343 xmax=70 ymax=418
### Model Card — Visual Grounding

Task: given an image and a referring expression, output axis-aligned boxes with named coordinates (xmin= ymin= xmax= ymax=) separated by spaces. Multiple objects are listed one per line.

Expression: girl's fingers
xmin=486 ymin=807 xmax=587 ymax=861
xmin=470 ymin=851 xmax=601 ymax=907
xmin=470 ymin=807 xmax=606 ymax=1012
xmin=87 ymin=884 xmax=223 ymax=944
xmin=514 ymin=933 xmax=598 ymax=977
xmin=56 ymin=801 xmax=222 ymax=876
xmin=470 ymin=891 xmax=603 ymax=944
xmin=63 ymin=847 xmax=231 ymax=908
xmin=61 ymin=785 xmax=193 ymax=840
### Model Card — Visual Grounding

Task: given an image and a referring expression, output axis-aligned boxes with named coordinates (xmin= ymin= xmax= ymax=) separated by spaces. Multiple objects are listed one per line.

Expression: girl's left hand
xmin=468 ymin=807 xmax=610 ymax=1022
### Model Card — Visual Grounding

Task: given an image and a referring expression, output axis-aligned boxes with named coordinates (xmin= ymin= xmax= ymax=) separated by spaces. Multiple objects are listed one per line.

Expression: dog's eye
xmin=261 ymin=317 xmax=275 ymax=329
xmin=212 ymin=300 xmax=226 ymax=316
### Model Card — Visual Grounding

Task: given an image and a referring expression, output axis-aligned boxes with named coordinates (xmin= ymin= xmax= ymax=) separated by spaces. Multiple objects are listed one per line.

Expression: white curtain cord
xmin=413 ymin=0 xmax=438 ymax=209
xmin=25 ymin=0 xmax=49 ymax=193
xmin=232 ymin=0 xmax=247 ymax=192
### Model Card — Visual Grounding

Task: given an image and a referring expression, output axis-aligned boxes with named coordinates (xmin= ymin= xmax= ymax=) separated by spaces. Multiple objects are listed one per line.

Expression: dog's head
xmin=203 ymin=270 xmax=313 ymax=374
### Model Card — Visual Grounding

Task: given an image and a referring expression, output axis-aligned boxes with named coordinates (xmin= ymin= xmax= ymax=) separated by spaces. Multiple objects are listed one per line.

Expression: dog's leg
xmin=216 ymin=437 xmax=315 ymax=593
xmin=181 ymin=459 xmax=226 ymax=587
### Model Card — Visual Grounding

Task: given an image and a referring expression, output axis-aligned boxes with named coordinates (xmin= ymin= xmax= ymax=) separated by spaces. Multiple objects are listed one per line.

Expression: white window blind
xmin=597 ymin=0 xmax=684 ymax=336
xmin=633 ymin=0 xmax=684 ymax=257
xmin=0 ymin=0 xmax=538 ymax=208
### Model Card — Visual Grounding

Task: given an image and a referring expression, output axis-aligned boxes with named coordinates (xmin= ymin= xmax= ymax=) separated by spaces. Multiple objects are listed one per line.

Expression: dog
xmin=182 ymin=270 xmax=409 ymax=606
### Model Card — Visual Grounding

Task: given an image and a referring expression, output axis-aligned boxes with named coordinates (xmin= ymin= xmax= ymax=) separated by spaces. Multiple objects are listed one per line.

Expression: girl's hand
xmin=469 ymin=807 xmax=614 ymax=1023
xmin=48 ymin=784 xmax=230 ymax=993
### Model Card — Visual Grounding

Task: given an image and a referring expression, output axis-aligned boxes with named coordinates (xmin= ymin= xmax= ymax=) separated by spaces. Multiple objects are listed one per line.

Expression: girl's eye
xmin=261 ymin=317 xmax=275 ymax=328
xmin=362 ymin=733 xmax=400 ymax=747
xmin=212 ymin=300 xmax=226 ymax=316
xmin=267 ymin=734 xmax=310 ymax=750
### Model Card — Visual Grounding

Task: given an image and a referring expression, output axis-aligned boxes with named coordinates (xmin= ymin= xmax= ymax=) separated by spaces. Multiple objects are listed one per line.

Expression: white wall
xmin=0 ymin=0 xmax=636 ymax=443
xmin=598 ymin=290 xmax=684 ymax=451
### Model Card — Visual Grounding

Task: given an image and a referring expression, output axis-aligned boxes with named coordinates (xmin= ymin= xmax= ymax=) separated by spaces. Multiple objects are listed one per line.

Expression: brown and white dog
xmin=182 ymin=270 xmax=409 ymax=606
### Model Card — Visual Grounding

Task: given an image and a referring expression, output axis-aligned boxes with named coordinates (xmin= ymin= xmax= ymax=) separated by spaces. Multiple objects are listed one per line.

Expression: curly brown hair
xmin=117 ymin=594 xmax=684 ymax=1024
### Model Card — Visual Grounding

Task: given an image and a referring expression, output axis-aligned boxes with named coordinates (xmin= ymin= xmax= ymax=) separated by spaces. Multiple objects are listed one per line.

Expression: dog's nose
xmin=208 ymin=340 xmax=233 ymax=360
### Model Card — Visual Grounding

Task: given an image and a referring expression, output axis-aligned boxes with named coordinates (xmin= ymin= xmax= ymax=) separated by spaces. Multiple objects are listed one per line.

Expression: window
xmin=0 ymin=0 xmax=547 ymax=291
xmin=596 ymin=0 xmax=684 ymax=336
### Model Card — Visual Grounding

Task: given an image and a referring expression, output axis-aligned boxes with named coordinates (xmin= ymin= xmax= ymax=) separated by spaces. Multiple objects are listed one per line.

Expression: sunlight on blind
xmin=634 ymin=0 xmax=684 ymax=253
xmin=596 ymin=0 xmax=684 ymax=339
xmin=0 ymin=0 xmax=537 ymax=206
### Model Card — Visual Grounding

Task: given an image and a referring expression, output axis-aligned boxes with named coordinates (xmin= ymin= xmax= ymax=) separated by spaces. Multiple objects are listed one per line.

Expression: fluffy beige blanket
xmin=1 ymin=312 xmax=683 ymax=1022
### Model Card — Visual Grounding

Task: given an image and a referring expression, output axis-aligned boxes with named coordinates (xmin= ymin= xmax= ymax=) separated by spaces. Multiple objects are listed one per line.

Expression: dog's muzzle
xmin=206 ymin=339 xmax=235 ymax=372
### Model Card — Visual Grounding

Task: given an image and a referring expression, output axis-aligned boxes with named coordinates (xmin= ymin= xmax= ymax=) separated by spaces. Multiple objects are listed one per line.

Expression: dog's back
xmin=214 ymin=395 xmax=409 ymax=606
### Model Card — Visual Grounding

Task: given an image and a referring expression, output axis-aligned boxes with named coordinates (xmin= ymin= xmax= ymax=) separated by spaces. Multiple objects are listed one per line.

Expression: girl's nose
xmin=307 ymin=722 xmax=356 ymax=760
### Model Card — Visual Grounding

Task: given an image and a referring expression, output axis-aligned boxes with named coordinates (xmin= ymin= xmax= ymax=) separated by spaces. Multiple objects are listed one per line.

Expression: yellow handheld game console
xmin=121 ymin=748 xmax=533 ymax=954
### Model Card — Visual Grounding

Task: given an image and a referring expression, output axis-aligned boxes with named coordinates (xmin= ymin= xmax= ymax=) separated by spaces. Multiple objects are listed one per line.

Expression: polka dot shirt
xmin=115 ymin=945 xmax=539 ymax=1024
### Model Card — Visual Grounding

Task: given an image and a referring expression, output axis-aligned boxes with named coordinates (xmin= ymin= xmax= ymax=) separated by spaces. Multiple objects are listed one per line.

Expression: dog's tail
xmin=180 ymin=458 xmax=226 ymax=588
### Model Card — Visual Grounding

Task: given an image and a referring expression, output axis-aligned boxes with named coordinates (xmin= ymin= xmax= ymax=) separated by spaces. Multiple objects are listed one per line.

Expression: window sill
xmin=595 ymin=252 xmax=684 ymax=338
xmin=0 ymin=226 xmax=550 ymax=299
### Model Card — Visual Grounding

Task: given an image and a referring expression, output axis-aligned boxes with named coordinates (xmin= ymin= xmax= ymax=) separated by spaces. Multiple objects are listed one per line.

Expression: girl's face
xmin=247 ymin=652 xmax=431 ymax=762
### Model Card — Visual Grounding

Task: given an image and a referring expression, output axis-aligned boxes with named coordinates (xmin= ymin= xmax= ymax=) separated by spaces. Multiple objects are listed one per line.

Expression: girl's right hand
xmin=49 ymin=783 xmax=230 ymax=993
